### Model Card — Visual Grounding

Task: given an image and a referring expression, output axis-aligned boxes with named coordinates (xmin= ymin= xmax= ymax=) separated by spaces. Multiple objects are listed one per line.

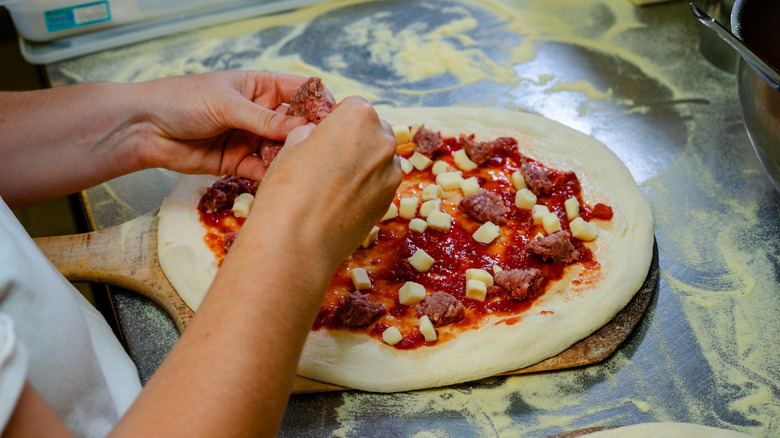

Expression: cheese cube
xmin=421 ymin=184 xmax=443 ymax=201
xmin=459 ymin=177 xmax=481 ymax=197
xmin=232 ymin=193 xmax=255 ymax=218
xmin=350 ymin=268 xmax=371 ymax=290
xmin=532 ymin=204 xmax=550 ymax=225
xmin=408 ymin=249 xmax=435 ymax=272
xmin=382 ymin=326 xmax=403 ymax=346
xmin=466 ymin=268 xmax=494 ymax=287
xmin=361 ymin=225 xmax=380 ymax=248
xmin=380 ymin=203 xmax=398 ymax=222
xmin=398 ymin=281 xmax=427 ymax=305
xmin=466 ymin=279 xmax=488 ymax=301
xmin=399 ymin=157 xmax=414 ymax=174
xmin=393 ymin=125 xmax=411 ymax=144
xmin=511 ymin=170 xmax=527 ymax=190
xmin=564 ymin=197 xmax=580 ymax=221
xmin=426 ymin=210 xmax=452 ymax=231
xmin=436 ymin=171 xmax=464 ymax=190
xmin=542 ymin=213 xmax=562 ymax=234
xmin=570 ymin=217 xmax=599 ymax=241
xmin=418 ymin=315 xmax=437 ymax=342
xmin=408 ymin=152 xmax=432 ymax=171
xmin=453 ymin=149 xmax=478 ymax=171
xmin=515 ymin=188 xmax=537 ymax=210
xmin=492 ymin=265 xmax=503 ymax=274
xmin=473 ymin=221 xmax=501 ymax=244
xmin=399 ymin=197 xmax=419 ymax=220
xmin=408 ymin=218 xmax=428 ymax=233
xmin=431 ymin=160 xmax=451 ymax=175
xmin=419 ymin=199 xmax=442 ymax=218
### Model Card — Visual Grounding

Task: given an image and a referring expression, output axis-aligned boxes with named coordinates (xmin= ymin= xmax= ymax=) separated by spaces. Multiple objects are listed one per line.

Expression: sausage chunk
xmin=259 ymin=139 xmax=283 ymax=167
xmin=526 ymin=231 xmax=581 ymax=264
xmin=335 ymin=292 xmax=387 ymax=328
xmin=415 ymin=291 xmax=465 ymax=327
xmin=412 ymin=125 xmax=444 ymax=158
xmin=521 ymin=161 xmax=553 ymax=196
xmin=198 ymin=176 xmax=257 ymax=215
xmin=461 ymin=136 xmax=512 ymax=166
xmin=459 ymin=190 xmax=510 ymax=225
xmin=260 ymin=77 xmax=335 ymax=166
xmin=288 ymin=77 xmax=335 ymax=123
xmin=490 ymin=268 xmax=543 ymax=301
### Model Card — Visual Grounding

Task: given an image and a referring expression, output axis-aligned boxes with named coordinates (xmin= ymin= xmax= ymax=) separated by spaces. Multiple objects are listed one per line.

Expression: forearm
xmin=0 ymin=84 xmax=147 ymax=208
xmin=3 ymin=383 xmax=73 ymax=438
xmin=112 ymin=206 xmax=333 ymax=437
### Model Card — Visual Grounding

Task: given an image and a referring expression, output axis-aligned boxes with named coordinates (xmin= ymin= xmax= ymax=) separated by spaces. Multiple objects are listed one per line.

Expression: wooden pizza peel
xmin=34 ymin=210 xmax=658 ymax=393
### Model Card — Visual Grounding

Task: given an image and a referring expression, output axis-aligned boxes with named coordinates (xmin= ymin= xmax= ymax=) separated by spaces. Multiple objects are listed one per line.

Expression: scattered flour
xmin=49 ymin=0 xmax=780 ymax=435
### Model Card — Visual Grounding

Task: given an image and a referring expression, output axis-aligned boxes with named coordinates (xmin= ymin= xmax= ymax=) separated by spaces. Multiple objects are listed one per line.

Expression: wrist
xmin=58 ymin=81 xmax=150 ymax=177
xmin=239 ymin=204 xmax=336 ymax=289
xmin=109 ymin=81 xmax=163 ymax=172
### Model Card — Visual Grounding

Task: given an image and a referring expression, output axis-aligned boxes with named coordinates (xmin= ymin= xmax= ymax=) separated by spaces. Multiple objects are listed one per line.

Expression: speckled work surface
xmin=46 ymin=1 xmax=780 ymax=436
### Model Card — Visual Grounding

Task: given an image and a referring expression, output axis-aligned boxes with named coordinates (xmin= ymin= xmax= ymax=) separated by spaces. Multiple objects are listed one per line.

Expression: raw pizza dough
xmin=157 ymin=107 xmax=654 ymax=392
xmin=579 ymin=422 xmax=752 ymax=437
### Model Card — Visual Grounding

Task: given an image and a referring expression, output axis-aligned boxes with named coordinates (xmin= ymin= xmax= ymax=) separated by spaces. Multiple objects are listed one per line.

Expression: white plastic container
xmin=0 ymin=0 xmax=237 ymax=42
xmin=10 ymin=0 xmax=332 ymax=64
xmin=2 ymin=0 xmax=128 ymax=41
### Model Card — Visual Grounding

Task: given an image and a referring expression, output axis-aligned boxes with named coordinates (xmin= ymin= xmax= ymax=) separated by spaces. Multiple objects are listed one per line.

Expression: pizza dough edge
xmin=157 ymin=173 xmax=220 ymax=311
xmin=296 ymin=107 xmax=654 ymax=392
xmin=157 ymin=107 xmax=654 ymax=393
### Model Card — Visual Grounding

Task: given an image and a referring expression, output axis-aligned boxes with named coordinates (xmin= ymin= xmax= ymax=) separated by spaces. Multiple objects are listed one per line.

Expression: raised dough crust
xmin=158 ymin=107 xmax=654 ymax=393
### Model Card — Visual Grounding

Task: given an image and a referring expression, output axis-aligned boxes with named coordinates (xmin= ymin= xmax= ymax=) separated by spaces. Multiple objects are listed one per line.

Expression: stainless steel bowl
xmin=732 ymin=0 xmax=780 ymax=191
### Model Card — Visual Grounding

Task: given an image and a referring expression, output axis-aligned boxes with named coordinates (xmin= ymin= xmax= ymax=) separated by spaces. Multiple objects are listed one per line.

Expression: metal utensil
xmin=690 ymin=2 xmax=780 ymax=91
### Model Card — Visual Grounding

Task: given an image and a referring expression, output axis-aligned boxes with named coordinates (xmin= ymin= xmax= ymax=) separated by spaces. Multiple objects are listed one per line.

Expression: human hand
xmin=133 ymin=70 xmax=310 ymax=180
xmin=243 ymin=96 xmax=402 ymax=270
xmin=136 ymin=97 xmax=398 ymax=438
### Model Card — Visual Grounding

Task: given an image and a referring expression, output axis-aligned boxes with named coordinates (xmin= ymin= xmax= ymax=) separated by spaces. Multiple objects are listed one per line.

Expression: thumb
xmin=229 ymin=99 xmax=307 ymax=141
xmin=283 ymin=123 xmax=317 ymax=148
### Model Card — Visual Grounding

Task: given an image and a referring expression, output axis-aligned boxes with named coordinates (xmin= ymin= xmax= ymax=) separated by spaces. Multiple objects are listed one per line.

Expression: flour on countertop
xmin=52 ymin=0 xmax=779 ymax=436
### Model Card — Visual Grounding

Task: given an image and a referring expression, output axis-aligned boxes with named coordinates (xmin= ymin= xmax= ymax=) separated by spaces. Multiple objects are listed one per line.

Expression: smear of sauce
xmin=53 ymin=0 xmax=780 ymax=436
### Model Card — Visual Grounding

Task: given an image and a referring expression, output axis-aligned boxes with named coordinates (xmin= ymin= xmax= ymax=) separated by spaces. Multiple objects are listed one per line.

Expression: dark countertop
xmin=44 ymin=0 xmax=780 ymax=436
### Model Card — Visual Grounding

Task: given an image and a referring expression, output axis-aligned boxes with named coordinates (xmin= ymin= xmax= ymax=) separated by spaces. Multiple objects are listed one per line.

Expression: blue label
xmin=45 ymin=1 xmax=111 ymax=33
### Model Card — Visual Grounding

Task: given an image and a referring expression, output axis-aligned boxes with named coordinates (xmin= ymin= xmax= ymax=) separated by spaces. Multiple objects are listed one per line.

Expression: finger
xmin=335 ymin=95 xmax=369 ymax=110
xmin=241 ymin=71 xmax=308 ymax=106
xmin=392 ymin=154 xmax=402 ymax=170
xmin=266 ymin=72 xmax=310 ymax=103
xmin=218 ymin=129 xmax=263 ymax=172
xmin=379 ymin=119 xmax=395 ymax=143
xmin=235 ymin=155 xmax=268 ymax=182
xmin=230 ymin=100 xmax=308 ymax=141
xmin=283 ymin=124 xmax=316 ymax=148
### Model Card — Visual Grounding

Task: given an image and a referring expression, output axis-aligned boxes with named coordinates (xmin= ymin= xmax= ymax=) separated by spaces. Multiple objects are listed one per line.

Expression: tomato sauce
xmin=200 ymin=209 xmax=245 ymax=265
xmin=199 ymin=131 xmax=610 ymax=350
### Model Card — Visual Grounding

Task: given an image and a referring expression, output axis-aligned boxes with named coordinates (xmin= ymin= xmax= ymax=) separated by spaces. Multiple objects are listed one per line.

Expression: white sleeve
xmin=0 ymin=314 xmax=29 ymax=432
xmin=0 ymin=197 xmax=139 ymax=438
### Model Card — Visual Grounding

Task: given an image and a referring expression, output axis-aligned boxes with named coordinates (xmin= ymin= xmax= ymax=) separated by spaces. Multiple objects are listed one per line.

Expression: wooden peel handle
xmin=33 ymin=210 xmax=194 ymax=331
xmin=32 ymin=210 xmax=340 ymax=392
